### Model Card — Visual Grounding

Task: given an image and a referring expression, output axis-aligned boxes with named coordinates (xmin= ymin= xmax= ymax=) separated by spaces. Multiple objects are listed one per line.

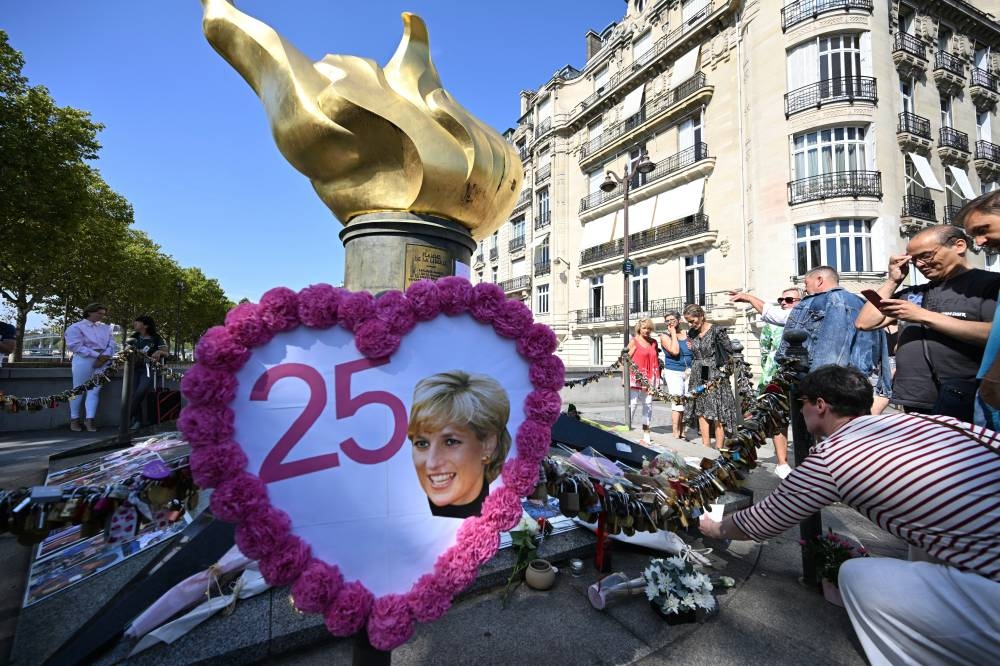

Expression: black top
xmin=126 ymin=332 xmax=167 ymax=366
xmin=428 ymin=478 xmax=489 ymax=519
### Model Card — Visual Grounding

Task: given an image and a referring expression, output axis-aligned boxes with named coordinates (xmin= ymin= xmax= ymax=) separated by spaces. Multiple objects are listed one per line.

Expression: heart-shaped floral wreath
xmin=178 ymin=277 xmax=564 ymax=650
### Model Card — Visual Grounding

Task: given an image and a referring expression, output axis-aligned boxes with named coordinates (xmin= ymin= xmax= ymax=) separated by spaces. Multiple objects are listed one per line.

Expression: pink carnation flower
xmin=259 ymin=287 xmax=300 ymax=333
xmin=405 ymin=280 xmax=441 ymax=321
xmin=457 ymin=518 xmax=500 ymax=565
xmin=480 ymin=487 xmax=523 ymax=532
xmin=177 ymin=405 xmax=235 ymax=447
xmin=188 ymin=441 xmax=247 ymax=488
xmin=516 ymin=323 xmax=558 ymax=359
xmin=492 ymin=298 xmax=533 ymax=339
xmin=469 ymin=283 xmax=505 ymax=323
xmin=325 ymin=582 xmax=374 ymax=636
xmin=435 ymin=276 xmax=474 ymax=315
xmin=181 ymin=365 xmax=238 ymax=406
xmin=515 ymin=419 xmax=553 ymax=462
xmin=292 ymin=559 xmax=344 ymax=614
xmin=407 ymin=574 xmax=452 ymax=623
xmin=234 ymin=505 xmax=292 ymax=560
xmin=338 ymin=291 xmax=376 ymax=332
xmin=355 ymin=319 xmax=401 ymax=359
xmin=195 ymin=327 xmax=250 ymax=371
xmin=374 ymin=291 xmax=416 ymax=334
xmin=529 ymin=355 xmax=566 ymax=390
xmin=433 ymin=547 xmax=479 ymax=595
xmin=298 ymin=283 xmax=345 ymax=328
xmin=210 ymin=473 xmax=269 ymax=523
xmin=224 ymin=303 xmax=272 ymax=348
xmin=367 ymin=594 xmax=415 ymax=651
xmin=501 ymin=457 xmax=542 ymax=497
xmin=523 ymin=389 xmax=562 ymax=424
xmin=258 ymin=535 xmax=311 ymax=586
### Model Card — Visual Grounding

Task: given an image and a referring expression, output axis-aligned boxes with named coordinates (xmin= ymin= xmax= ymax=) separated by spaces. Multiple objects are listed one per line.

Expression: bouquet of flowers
xmin=643 ymin=556 xmax=716 ymax=616
xmin=501 ymin=512 xmax=551 ymax=607
xmin=800 ymin=529 xmax=869 ymax=586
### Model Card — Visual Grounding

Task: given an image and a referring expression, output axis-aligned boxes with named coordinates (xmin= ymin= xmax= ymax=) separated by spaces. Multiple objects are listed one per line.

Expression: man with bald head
xmin=856 ymin=224 xmax=1000 ymax=421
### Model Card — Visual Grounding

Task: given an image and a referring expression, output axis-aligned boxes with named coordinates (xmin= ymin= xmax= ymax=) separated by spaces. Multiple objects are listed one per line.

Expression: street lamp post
xmin=601 ymin=151 xmax=655 ymax=431
xmin=174 ymin=280 xmax=185 ymax=359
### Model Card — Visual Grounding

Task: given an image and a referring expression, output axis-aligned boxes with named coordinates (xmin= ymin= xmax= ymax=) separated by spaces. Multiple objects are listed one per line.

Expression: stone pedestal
xmin=340 ymin=212 xmax=477 ymax=293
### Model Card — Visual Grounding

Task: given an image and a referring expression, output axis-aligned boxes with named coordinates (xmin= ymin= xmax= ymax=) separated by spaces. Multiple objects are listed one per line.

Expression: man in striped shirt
xmin=700 ymin=364 xmax=999 ymax=664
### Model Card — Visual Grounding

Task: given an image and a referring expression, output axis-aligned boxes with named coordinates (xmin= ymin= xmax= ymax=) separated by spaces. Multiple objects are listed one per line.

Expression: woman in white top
xmin=64 ymin=303 xmax=117 ymax=432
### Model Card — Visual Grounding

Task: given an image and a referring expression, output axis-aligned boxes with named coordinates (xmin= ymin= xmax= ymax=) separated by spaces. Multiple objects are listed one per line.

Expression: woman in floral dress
xmin=683 ymin=304 xmax=739 ymax=449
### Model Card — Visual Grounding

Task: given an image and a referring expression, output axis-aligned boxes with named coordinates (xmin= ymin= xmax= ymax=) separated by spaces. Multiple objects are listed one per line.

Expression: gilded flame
xmin=201 ymin=0 xmax=522 ymax=237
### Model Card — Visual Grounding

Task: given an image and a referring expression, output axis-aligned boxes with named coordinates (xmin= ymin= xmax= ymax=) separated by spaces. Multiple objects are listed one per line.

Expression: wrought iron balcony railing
xmin=572 ymin=290 xmax=731 ymax=325
xmin=500 ymin=276 xmax=530 ymax=293
xmin=784 ymin=76 xmax=877 ymax=117
xmin=536 ymin=163 xmax=551 ymax=182
xmin=972 ymin=67 xmax=999 ymax=93
xmin=489 ymin=247 xmax=498 ymax=262
xmin=780 ymin=0 xmax=874 ymax=32
xmin=787 ymin=170 xmax=882 ymax=204
xmin=534 ymin=261 xmax=551 ymax=277
xmin=512 ymin=190 xmax=531 ymax=211
xmin=534 ymin=117 xmax=552 ymax=139
xmin=893 ymin=33 xmax=926 ymax=60
xmin=580 ymin=143 xmax=710 ymax=212
xmin=580 ymin=214 xmax=710 ymax=266
xmin=902 ymin=194 xmax=936 ymax=221
xmin=534 ymin=211 xmax=551 ymax=230
xmin=897 ymin=112 xmax=931 ymax=139
xmin=944 ymin=204 xmax=962 ymax=225
xmin=939 ymin=126 xmax=969 ymax=152
xmin=977 ymin=140 xmax=1000 ymax=163
xmin=935 ymin=51 xmax=964 ymax=77
xmin=509 ymin=235 xmax=526 ymax=253
xmin=518 ymin=147 xmax=530 ymax=162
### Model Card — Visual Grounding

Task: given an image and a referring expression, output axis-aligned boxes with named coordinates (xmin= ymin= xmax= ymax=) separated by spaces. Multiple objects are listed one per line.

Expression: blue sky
xmin=5 ymin=1 xmax=622 ymax=326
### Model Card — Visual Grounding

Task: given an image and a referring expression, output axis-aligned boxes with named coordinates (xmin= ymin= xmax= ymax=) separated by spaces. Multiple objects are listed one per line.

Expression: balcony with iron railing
xmin=579 ymin=143 xmax=711 ymax=213
xmin=534 ymin=211 xmax=551 ymax=230
xmin=934 ymin=51 xmax=965 ymax=96
xmin=500 ymin=276 xmax=530 ymax=294
xmin=902 ymin=195 xmax=936 ymax=221
xmin=518 ymin=147 xmax=530 ymax=162
xmin=534 ymin=117 xmax=552 ymax=139
xmin=509 ymin=235 xmax=526 ymax=253
xmin=784 ymin=76 xmax=877 ymax=117
xmin=580 ymin=214 xmax=711 ymax=267
xmin=934 ymin=51 xmax=964 ymax=77
xmin=780 ymin=0 xmax=874 ymax=32
xmin=893 ymin=33 xmax=926 ymax=60
xmin=972 ymin=67 xmax=998 ymax=93
xmin=534 ymin=261 xmax=551 ymax=277
xmin=977 ymin=140 xmax=1000 ymax=163
xmin=572 ymin=290 xmax=732 ymax=325
xmin=892 ymin=33 xmax=927 ymax=79
xmin=512 ymin=190 xmax=531 ymax=212
xmin=944 ymin=204 xmax=962 ymax=226
xmin=536 ymin=163 xmax=551 ymax=183
xmin=971 ymin=68 xmax=1000 ymax=109
xmin=787 ymin=170 xmax=882 ymax=205
xmin=897 ymin=111 xmax=932 ymax=152
xmin=975 ymin=140 xmax=1000 ymax=182
xmin=939 ymin=126 xmax=969 ymax=153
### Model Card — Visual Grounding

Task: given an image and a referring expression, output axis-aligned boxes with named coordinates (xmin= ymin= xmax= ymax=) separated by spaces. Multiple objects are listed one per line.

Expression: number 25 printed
xmin=249 ymin=358 xmax=408 ymax=483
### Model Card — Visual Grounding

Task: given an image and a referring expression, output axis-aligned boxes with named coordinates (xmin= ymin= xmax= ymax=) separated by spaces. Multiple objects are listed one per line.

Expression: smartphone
xmin=861 ymin=289 xmax=883 ymax=307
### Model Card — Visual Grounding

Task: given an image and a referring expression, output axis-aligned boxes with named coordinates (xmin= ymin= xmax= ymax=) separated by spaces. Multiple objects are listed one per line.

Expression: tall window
xmin=591 ymin=335 xmax=604 ymax=365
xmin=589 ymin=276 xmax=604 ymax=317
xmin=905 ymin=158 xmax=929 ymax=198
xmin=795 ymin=220 xmax=873 ymax=275
xmin=476 ymin=270 xmax=483 ymax=284
xmin=978 ymin=109 xmax=993 ymax=142
xmin=787 ymin=32 xmax=871 ymax=92
xmin=940 ymin=96 xmax=953 ymax=129
xmin=588 ymin=168 xmax=606 ymax=194
xmin=682 ymin=0 xmax=710 ymax=25
xmin=588 ymin=118 xmax=603 ymax=141
xmin=511 ymin=216 xmax=525 ymax=244
xmin=535 ymin=237 xmax=550 ymax=268
xmin=937 ymin=26 xmax=953 ymax=53
xmin=491 ymin=267 xmax=498 ymax=283
xmin=819 ymin=34 xmax=861 ymax=85
xmin=684 ymin=255 xmax=705 ymax=305
xmin=899 ymin=6 xmax=915 ymax=35
xmin=490 ymin=231 xmax=498 ymax=251
xmin=900 ymin=78 xmax=914 ymax=114
xmin=536 ymin=284 xmax=550 ymax=314
xmin=537 ymin=187 xmax=550 ymax=220
xmin=594 ymin=65 xmax=609 ymax=93
xmin=630 ymin=267 xmax=649 ymax=313
xmin=628 ymin=145 xmax=649 ymax=188
xmin=944 ymin=170 xmax=963 ymax=210
xmin=792 ymin=126 xmax=869 ymax=179
xmin=633 ymin=31 xmax=653 ymax=67
xmin=679 ymin=113 xmax=702 ymax=155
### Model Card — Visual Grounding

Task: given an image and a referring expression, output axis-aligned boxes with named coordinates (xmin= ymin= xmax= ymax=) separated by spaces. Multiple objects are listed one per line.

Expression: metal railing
xmin=902 ymin=195 xmax=936 ymax=221
xmin=784 ymin=76 xmax=877 ymax=117
xmin=534 ymin=261 xmax=551 ymax=277
xmin=977 ymin=140 xmax=1000 ymax=163
xmin=580 ymin=73 xmax=707 ymax=160
xmin=512 ymin=190 xmax=531 ymax=211
xmin=572 ymin=290 xmax=731 ymax=325
xmin=580 ymin=214 xmax=710 ymax=266
xmin=534 ymin=211 xmax=551 ymax=230
xmin=893 ymin=33 xmax=926 ymax=60
xmin=536 ymin=163 xmax=551 ymax=182
xmin=489 ymin=247 xmax=498 ymax=262
xmin=579 ymin=143 xmax=710 ymax=212
xmin=939 ymin=126 xmax=969 ymax=152
xmin=509 ymin=235 xmax=526 ymax=253
xmin=972 ymin=67 xmax=999 ymax=93
xmin=944 ymin=205 xmax=962 ymax=225
xmin=935 ymin=51 xmax=965 ymax=77
xmin=534 ymin=117 xmax=552 ymax=138
xmin=518 ymin=147 xmax=530 ymax=162
xmin=781 ymin=0 xmax=874 ymax=31
xmin=787 ymin=170 xmax=882 ymax=204
xmin=897 ymin=112 xmax=931 ymax=139
xmin=500 ymin=276 xmax=530 ymax=293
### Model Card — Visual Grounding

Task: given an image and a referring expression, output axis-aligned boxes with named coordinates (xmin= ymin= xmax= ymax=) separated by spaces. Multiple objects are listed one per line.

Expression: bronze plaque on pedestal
xmin=404 ymin=243 xmax=453 ymax=288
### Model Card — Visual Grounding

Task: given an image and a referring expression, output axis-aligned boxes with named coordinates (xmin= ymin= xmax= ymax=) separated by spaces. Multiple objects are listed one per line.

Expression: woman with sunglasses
xmin=759 ymin=288 xmax=801 ymax=478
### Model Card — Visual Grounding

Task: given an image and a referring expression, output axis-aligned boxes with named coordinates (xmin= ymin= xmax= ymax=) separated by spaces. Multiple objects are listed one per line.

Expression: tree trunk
xmin=13 ymin=289 xmax=34 ymax=362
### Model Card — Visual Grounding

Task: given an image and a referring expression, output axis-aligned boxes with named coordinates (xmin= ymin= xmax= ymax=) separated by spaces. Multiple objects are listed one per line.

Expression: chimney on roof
xmin=586 ymin=30 xmax=603 ymax=62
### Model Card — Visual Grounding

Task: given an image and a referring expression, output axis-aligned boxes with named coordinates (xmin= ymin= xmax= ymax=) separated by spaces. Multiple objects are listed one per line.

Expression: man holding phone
xmin=855 ymin=225 xmax=1000 ymax=421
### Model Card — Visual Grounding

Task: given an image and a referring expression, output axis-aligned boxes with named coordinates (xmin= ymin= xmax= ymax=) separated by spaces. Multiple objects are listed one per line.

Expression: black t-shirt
xmin=127 ymin=333 xmax=167 ymax=365
xmin=892 ymin=269 xmax=1000 ymax=408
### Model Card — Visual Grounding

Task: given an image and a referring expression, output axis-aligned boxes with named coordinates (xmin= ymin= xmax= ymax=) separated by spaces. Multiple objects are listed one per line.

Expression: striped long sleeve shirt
xmin=732 ymin=413 xmax=1000 ymax=581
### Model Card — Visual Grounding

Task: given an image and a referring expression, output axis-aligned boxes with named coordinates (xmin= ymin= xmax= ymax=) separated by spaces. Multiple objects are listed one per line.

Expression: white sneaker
xmin=641 ymin=433 xmax=652 ymax=445
xmin=775 ymin=464 xmax=792 ymax=479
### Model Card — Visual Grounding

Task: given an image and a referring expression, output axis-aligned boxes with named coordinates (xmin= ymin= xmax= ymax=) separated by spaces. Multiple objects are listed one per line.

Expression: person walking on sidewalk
xmin=64 ymin=303 xmax=117 ymax=432
xmin=627 ymin=318 xmax=660 ymax=446
xmin=700 ymin=364 xmax=1000 ymax=664
xmin=659 ymin=311 xmax=692 ymax=441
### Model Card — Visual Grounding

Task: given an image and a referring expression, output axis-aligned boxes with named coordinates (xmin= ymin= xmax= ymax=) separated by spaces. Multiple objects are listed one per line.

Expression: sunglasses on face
xmin=777 ymin=297 xmax=800 ymax=305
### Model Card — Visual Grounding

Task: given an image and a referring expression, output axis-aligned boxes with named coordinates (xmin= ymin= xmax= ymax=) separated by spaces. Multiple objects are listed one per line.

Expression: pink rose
xmin=501 ymin=457 xmax=542 ymax=496
xmin=407 ymin=574 xmax=452 ymax=623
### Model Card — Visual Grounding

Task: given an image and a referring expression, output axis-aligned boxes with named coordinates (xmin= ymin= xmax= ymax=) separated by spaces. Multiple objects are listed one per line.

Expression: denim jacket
xmin=777 ymin=287 xmax=892 ymax=396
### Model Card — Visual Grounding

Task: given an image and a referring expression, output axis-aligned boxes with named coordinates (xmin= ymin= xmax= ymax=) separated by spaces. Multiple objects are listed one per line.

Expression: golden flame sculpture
xmin=202 ymin=0 xmax=523 ymax=238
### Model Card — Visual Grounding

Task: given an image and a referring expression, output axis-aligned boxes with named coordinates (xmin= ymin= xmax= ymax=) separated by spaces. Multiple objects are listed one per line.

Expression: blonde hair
xmin=634 ymin=318 xmax=655 ymax=336
xmin=408 ymin=371 xmax=512 ymax=482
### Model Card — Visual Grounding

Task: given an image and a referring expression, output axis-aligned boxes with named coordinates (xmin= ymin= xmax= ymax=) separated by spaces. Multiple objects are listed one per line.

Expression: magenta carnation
xmin=259 ymin=287 xmax=300 ymax=333
xmin=325 ymin=582 xmax=374 ymax=637
xmin=515 ymin=419 xmax=553 ymax=463
xmin=234 ymin=505 xmax=293 ymax=560
xmin=177 ymin=405 xmax=235 ymax=447
xmin=355 ymin=319 xmax=401 ymax=359
xmin=188 ymin=441 xmax=247 ymax=488
xmin=457 ymin=518 xmax=500 ymax=565
xmin=492 ymin=298 xmax=533 ymax=339
xmin=338 ymin=291 xmax=376 ymax=332
xmin=195 ymin=327 xmax=250 ymax=371
xmin=224 ymin=303 xmax=272 ymax=348
xmin=374 ymin=291 xmax=416 ymax=334
xmin=523 ymin=389 xmax=562 ymax=424
xmin=529 ymin=355 xmax=566 ymax=390
xmin=291 ymin=559 xmax=344 ymax=614
xmin=298 ymin=283 xmax=345 ymax=328
xmin=516 ymin=323 xmax=558 ymax=359
xmin=367 ymin=594 xmax=415 ymax=651
xmin=433 ymin=546 xmax=479 ymax=595
xmin=210 ymin=473 xmax=269 ymax=523
xmin=405 ymin=280 xmax=441 ymax=321
xmin=258 ymin=535 xmax=311 ymax=586
xmin=501 ymin=458 xmax=542 ymax=497
xmin=407 ymin=574 xmax=452 ymax=623
xmin=480 ymin=487 xmax=523 ymax=532
xmin=435 ymin=276 xmax=474 ymax=315
xmin=181 ymin=365 xmax=238 ymax=406
xmin=469 ymin=283 xmax=505 ymax=323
